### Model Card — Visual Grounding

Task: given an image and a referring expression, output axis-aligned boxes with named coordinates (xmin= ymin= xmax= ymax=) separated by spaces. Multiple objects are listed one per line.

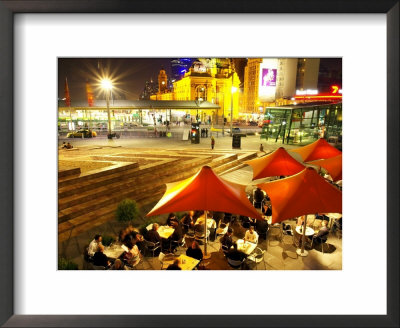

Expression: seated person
xmin=92 ymin=244 xmax=110 ymax=268
xmin=227 ymin=243 xmax=246 ymax=262
xmin=169 ymin=222 xmax=183 ymax=251
xmin=244 ymin=226 xmax=259 ymax=244
xmin=121 ymin=241 xmax=141 ymax=267
xmin=166 ymin=259 xmax=181 ymax=270
xmin=181 ymin=211 xmax=195 ymax=229
xmin=311 ymin=219 xmax=329 ymax=244
xmin=65 ymin=142 xmax=73 ymax=149
xmin=220 ymin=227 xmax=234 ymax=250
xmin=88 ymin=234 xmax=102 ymax=257
xmin=146 ymin=223 xmax=162 ymax=244
xmin=186 ymin=241 xmax=203 ymax=262
xmin=166 ymin=213 xmax=178 ymax=227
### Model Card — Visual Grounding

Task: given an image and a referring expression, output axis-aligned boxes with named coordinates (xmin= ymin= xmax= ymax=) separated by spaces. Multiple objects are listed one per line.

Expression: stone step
xmin=58 ymin=153 xmax=234 ymax=222
xmin=58 ymin=162 xmax=140 ymax=188
xmin=58 ymin=156 xmax=211 ymax=203
xmin=58 ymin=168 xmax=81 ymax=179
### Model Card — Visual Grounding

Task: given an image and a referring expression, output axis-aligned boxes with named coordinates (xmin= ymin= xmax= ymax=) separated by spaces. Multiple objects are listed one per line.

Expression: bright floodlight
xmin=231 ymin=86 xmax=238 ymax=93
xmin=101 ymin=79 xmax=113 ymax=90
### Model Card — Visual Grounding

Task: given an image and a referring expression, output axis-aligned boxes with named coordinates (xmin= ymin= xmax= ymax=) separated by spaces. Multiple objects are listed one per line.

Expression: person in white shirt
xmin=88 ymin=234 xmax=102 ymax=257
xmin=244 ymin=226 xmax=259 ymax=244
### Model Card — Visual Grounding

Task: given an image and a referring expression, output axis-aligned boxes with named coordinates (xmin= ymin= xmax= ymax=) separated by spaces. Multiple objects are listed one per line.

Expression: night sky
xmin=58 ymin=58 xmax=341 ymax=102
xmin=58 ymin=58 xmax=174 ymax=101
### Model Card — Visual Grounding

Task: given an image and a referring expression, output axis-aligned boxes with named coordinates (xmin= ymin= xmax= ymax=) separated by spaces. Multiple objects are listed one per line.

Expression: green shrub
xmin=58 ymin=257 xmax=78 ymax=270
xmin=115 ymin=199 xmax=139 ymax=224
xmin=101 ymin=235 xmax=115 ymax=247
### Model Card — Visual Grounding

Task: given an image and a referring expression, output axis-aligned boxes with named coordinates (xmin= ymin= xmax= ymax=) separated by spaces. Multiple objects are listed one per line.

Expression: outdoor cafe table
xmin=295 ymin=226 xmax=315 ymax=236
xmin=236 ymin=239 xmax=257 ymax=256
xmin=323 ymin=213 xmax=342 ymax=229
xmin=195 ymin=216 xmax=216 ymax=229
xmin=104 ymin=244 xmax=125 ymax=260
xmin=146 ymin=224 xmax=175 ymax=239
xmin=162 ymin=254 xmax=200 ymax=270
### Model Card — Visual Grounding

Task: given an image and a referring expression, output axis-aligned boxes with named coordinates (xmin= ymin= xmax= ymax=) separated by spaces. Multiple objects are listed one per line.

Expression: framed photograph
xmin=0 ymin=1 xmax=398 ymax=327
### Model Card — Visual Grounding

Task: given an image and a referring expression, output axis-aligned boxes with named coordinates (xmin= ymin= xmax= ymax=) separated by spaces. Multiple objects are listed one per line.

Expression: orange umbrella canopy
xmin=147 ymin=166 xmax=263 ymax=220
xmin=290 ymin=138 xmax=342 ymax=162
xmin=258 ymin=167 xmax=342 ymax=224
xmin=308 ymin=154 xmax=342 ymax=181
xmin=245 ymin=147 xmax=306 ymax=180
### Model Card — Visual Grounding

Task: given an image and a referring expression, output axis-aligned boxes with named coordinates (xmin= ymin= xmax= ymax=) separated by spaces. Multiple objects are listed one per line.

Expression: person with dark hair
xmin=88 ymin=234 xmax=102 ymax=257
xmin=147 ymin=223 xmax=161 ymax=244
xmin=166 ymin=259 xmax=182 ymax=270
xmin=221 ymin=227 xmax=234 ymax=250
xmin=253 ymin=187 xmax=264 ymax=208
xmin=122 ymin=241 xmax=141 ymax=267
xmin=186 ymin=241 xmax=203 ymax=262
xmin=182 ymin=211 xmax=195 ymax=228
xmin=93 ymin=244 xmax=110 ymax=268
xmin=166 ymin=213 xmax=178 ymax=227
xmin=226 ymin=243 xmax=246 ymax=262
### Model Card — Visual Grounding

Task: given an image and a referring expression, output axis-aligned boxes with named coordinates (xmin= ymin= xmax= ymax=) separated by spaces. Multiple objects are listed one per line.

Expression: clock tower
xmin=158 ymin=68 xmax=168 ymax=93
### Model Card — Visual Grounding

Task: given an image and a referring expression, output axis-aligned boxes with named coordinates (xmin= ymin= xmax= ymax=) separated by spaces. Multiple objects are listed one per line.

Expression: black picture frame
xmin=0 ymin=1 xmax=398 ymax=327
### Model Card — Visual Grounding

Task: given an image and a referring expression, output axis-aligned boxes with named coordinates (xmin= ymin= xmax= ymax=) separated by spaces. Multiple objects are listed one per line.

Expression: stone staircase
xmin=58 ymin=149 xmax=257 ymax=242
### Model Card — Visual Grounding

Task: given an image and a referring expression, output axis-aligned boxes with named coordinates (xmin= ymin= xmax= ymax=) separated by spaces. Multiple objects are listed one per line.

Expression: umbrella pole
xmin=296 ymin=215 xmax=309 ymax=257
xmin=203 ymin=211 xmax=211 ymax=259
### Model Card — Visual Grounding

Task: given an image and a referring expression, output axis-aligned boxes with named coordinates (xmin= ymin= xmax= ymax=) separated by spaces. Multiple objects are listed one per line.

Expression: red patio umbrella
xmin=147 ymin=166 xmax=262 ymax=255
xmin=307 ymin=154 xmax=342 ymax=181
xmin=289 ymin=138 xmax=341 ymax=162
xmin=258 ymin=167 xmax=342 ymax=256
xmin=244 ymin=147 xmax=306 ymax=180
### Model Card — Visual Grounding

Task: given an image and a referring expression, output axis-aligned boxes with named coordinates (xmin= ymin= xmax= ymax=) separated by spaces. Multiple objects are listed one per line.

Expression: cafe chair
xmin=311 ymin=236 xmax=329 ymax=254
xmin=227 ymin=257 xmax=245 ymax=269
xmin=144 ymin=240 xmax=161 ymax=257
xmin=158 ymin=252 xmax=168 ymax=270
xmin=170 ymin=237 xmax=185 ymax=254
xmin=246 ymin=247 xmax=266 ymax=270
xmin=182 ymin=223 xmax=195 ymax=237
xmin=221 ymin=244 xmax=230 ymax=257
xmin=194 ymin=230 xmax=210 ymax=245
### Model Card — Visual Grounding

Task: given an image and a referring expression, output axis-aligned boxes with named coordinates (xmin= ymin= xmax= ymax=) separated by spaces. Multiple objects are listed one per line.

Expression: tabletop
xmin=324 ymin=213 xmax=342 ymax=219
xmin=157 ymin=225 xmax=175 ymax=239
xmin=295 ymin=226 xmax=315 ymax=236
xmin=196 ymin=217 xmax=216 ymax=229
xmin=236 ymin=239 xmax=257 ymax=255
xmin=103 ymin=244 xmax=125 ymax=260
xmin=163 ymin=254 xmax=200 ymax=270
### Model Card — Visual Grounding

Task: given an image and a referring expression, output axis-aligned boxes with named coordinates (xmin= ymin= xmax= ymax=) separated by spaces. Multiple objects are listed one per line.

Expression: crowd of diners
xmin=84 ymin=189 xmax=342 ymax=270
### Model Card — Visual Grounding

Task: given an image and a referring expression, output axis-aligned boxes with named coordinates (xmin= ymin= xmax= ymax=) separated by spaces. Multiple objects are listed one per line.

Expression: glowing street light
xmin=101 ymin=79 xmax=113 ymax=138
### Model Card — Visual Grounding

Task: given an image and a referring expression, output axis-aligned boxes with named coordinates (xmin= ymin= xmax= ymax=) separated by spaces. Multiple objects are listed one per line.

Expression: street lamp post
xmin=101 ymin=79 xmax=113 ymax=138
xmin=230 ymin=85 xmax=237 ymax=137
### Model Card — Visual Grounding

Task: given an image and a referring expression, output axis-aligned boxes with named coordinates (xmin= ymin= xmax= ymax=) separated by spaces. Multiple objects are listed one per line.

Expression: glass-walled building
xmin=260 ymin=102 xmax=342 ymax=145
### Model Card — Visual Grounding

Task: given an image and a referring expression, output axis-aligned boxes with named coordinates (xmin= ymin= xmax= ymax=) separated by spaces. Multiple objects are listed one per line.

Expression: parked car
xmin=67 ymin=129 xmax=97 ymax=138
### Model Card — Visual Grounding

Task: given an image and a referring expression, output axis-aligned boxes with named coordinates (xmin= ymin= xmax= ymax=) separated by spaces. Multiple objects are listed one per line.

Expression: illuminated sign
xmin=261 ymin=68 xmax=277 ymax=86
xmin=331 ymin=85 xmax=342 ymax=94
xmin=296 ymin=89 xmax=318 ymax=95
xmin=258 ymin=59 xmax=278 ymax=102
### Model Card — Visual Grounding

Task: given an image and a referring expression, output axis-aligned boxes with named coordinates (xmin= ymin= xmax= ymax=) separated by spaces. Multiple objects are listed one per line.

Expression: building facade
xmin=243 ymin=58 xmax=321 ymax=117
xmin=151 ymin=59 xmax=240 ymax=123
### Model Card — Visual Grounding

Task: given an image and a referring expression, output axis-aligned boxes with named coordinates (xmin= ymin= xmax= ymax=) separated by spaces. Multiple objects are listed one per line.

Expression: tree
xmin=115 ymin=199 xmax=139 ymax=224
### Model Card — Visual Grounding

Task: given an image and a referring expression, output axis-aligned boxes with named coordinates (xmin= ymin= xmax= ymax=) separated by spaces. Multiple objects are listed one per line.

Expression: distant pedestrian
xmin=66 ymin=142 xmax=73 ymax=149
xmin=211 ymin=136 xmax=215 ymax=150
xmin=205 ymin=128 xmax=208 ymax=138
xmin=259 ymin=143 xmax=264 ymax=152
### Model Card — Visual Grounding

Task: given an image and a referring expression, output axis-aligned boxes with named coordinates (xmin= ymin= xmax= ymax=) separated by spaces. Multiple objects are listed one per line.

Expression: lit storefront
xmin=260 ymin=102 xmax=342 ymax=145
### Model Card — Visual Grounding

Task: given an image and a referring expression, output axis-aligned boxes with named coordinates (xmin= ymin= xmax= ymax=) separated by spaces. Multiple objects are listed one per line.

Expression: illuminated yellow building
xmin=243 ymin=58 xmax=263 ymax=114
xmin=151 ymin=59 xmax=240 ymax=123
